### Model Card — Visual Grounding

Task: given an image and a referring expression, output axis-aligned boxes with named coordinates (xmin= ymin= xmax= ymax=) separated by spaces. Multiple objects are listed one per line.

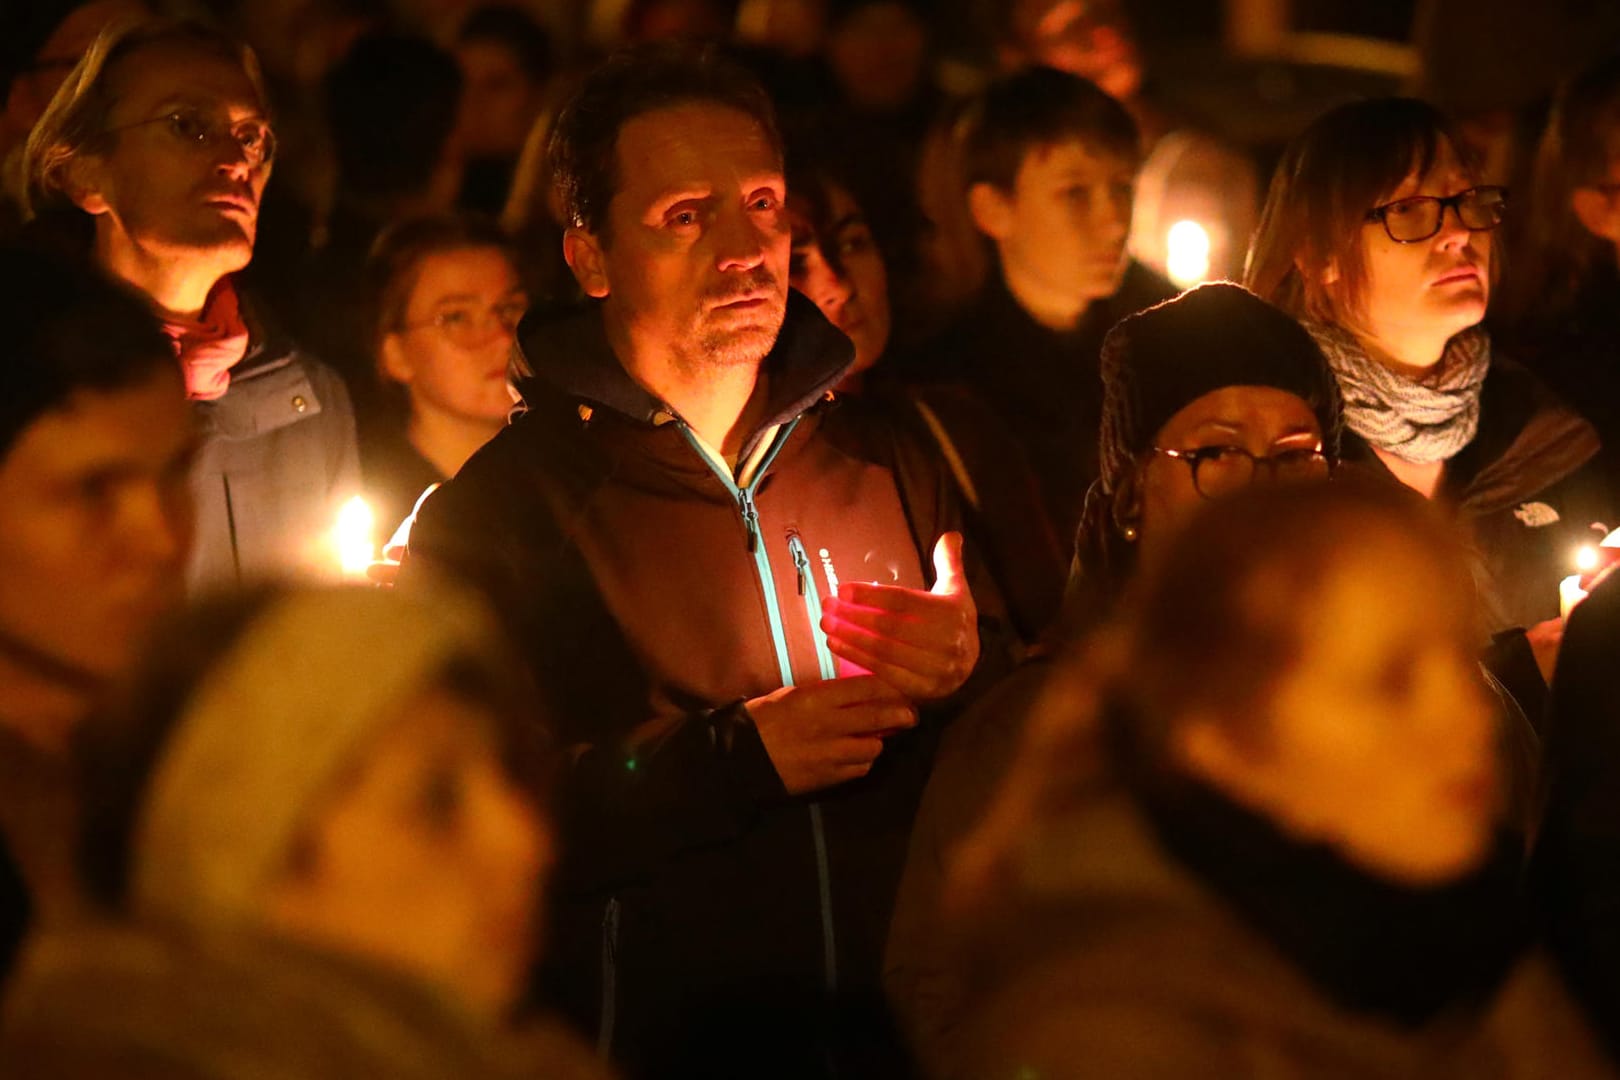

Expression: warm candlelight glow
xmin=334 ymin=496 xmax=376 ymax=576
xmin=1166 ymin=220 xmax=1211 ymax=288
xmin=1577 ymin=545 xmax=1600 ymax=573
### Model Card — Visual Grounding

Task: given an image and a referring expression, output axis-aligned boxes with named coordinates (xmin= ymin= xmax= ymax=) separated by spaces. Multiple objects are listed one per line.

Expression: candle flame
xmin=1166 ymin=220 xmax=1211 ymax=287
xmin=1577 ymin=545 xmax=1600 ymax=573
xmin=334 ymin=495 xmax=376 ymax=575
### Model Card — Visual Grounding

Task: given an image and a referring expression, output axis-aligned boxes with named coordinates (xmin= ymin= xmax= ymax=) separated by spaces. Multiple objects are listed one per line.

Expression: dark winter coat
xmin=1340 ymin=356 xmax=1614 ymax=721
xmin=900 ymin=261 xmax=1176 ymax=551
xmin=954 ymin=788 xmax=1615 ymax=1080
xmin=187 ymin=301 xmax=361 ymax=589
xmin=404 ymin=293 xmax=993 ymax=1078
xmin=1534 ymin=570 xmax=1620 ymax=1060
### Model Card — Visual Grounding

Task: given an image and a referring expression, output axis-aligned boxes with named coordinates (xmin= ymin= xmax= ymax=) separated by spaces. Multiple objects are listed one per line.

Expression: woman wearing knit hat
xmin=1246 ymin=97 xmax=1616 ymax=708
xmin=886 ymin=281 xmax=1345 ymax=1074
xmin=0 ymin=586 xmax=606 ymax=1079
xmin=1065 ymin=280 xmax=1342 ymax=623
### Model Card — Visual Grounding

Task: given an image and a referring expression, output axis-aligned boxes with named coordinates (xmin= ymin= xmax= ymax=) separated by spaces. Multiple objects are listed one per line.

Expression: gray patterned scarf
xmin=1304 ymin=322 xmax=1491 ymax=463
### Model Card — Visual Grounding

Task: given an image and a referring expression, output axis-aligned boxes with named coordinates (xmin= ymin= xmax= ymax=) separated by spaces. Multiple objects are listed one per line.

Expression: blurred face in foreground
xmin=1176 ymin=531 xmax=1498 ymax=886
xmin=265 ymin=688 xmax=550 ymax=1015
xmin=0 ymin=366 xmax=195 ymax=703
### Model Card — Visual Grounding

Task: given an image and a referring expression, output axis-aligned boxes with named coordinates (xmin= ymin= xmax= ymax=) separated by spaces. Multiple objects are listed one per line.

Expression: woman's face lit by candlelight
xmin=263 ymin=687 xmax=550 ymax=1016
xmin=1331 ymin=140 xmax=1490 ymax=369
xmin=380 ymin=246 xmax=527 ymax=428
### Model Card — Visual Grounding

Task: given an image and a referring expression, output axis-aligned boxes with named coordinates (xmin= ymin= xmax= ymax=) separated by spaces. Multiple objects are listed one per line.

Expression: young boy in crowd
xmin=907 ymin=65 xmax=1175 ymax=558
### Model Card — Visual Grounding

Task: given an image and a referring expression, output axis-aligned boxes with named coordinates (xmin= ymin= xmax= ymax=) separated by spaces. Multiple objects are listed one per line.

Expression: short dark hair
xmin=325 ymin=32 xmax=463 ymax=199
xmin=1245 ymin=97 xmax=1479 ymax=324
xmin=0 ymin=246 xmax=173 ymax=460
xmin=961 ymin=65 xmax=1139 ymax=191
xmin=457 ymin=3 xmax=554 ymax=80
xmin=547 ymin=42 xmax=781 ymax=237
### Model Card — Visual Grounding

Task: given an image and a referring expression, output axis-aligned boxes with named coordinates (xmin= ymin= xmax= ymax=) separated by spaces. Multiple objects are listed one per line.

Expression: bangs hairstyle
xmin=546 ymin=42 xmax=781 ymax=241
xmin=1245 ymin=97 xmax=1481 ymax=325
xmin=960 ymin=65 xmax=1140 ymax=191
xmin=365 ymin=211 xmax=521 ymax=377
xmin=22 ymin=17 xmax=269 ymax=219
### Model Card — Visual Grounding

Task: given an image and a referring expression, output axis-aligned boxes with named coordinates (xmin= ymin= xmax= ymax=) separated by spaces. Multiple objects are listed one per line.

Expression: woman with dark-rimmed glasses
xmin=1247 ymin=97 xmax=1616 ymax=707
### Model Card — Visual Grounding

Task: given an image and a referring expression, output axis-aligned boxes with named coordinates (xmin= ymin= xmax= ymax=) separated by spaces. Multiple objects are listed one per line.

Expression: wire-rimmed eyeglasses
xmin=1151 ymin=445 xmax=1331 ymax=500
xmin=105 ymin=106 xmax=276 ymax=167
xmin=1364 ymin=185 xmax=1507 ymax=244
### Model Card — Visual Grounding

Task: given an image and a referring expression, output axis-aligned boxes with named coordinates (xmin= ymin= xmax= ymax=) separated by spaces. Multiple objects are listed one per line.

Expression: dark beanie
xmin=1096 ymin=282 xmax=1343 ymax=495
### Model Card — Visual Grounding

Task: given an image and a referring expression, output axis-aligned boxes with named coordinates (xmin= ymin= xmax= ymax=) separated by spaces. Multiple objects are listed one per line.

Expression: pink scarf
xmin=160 ymin=278 xmax=250 ymax=402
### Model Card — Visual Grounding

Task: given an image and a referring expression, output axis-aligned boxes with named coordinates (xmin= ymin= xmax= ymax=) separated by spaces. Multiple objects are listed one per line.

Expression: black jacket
xmin=1340 ymin=356 xmax=1614 ymax=723
xmin=899 ymin=261 xmax=1176 ymax=551
xmin=404 ymin=294 xmax=989 ymax=1078
xmin=1534 ymin=570 xmax=1620 ymax=1060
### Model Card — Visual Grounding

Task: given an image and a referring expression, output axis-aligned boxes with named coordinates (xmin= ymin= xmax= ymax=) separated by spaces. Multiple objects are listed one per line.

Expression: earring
xmin=1122 ymin=524 xmax=1139 ymax=543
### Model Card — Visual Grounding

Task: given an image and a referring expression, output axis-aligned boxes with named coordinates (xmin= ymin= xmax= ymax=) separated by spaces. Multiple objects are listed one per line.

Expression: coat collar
xmin=511 ymin=290 xmax=854 ymax=436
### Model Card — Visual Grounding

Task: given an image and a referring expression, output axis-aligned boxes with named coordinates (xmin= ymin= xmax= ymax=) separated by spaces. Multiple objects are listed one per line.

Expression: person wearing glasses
xmin=886 ymin=281 xmax=1346 ymax=1074
xmin=364 ymin=213 xmax=529 ymax=541
xmin=20 ymin=18 xmax=359 ymax=588
xmin=1247 ymin=97 xmax=1613 ymax=700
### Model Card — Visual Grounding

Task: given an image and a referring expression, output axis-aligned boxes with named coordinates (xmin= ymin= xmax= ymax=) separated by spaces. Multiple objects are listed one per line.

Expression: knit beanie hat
xmin=131 ymin=585 xmax=510 ymax=926
xmin=1096 ymin=282 xmax=1343 ymax=496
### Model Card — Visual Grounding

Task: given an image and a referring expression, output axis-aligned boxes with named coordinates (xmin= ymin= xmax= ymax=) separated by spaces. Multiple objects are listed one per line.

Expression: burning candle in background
xmin=1165 ymin=220 xmax=1212 ymax=288
xmin=333 ymin=495 xmax=376 ymax=578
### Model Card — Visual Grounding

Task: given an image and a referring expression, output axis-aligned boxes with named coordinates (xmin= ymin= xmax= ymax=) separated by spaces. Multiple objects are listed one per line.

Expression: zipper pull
xmin=739 ymin=489 xmax=760 ymax=553
xmin=787 ymin=528 xmax=809 ymax=595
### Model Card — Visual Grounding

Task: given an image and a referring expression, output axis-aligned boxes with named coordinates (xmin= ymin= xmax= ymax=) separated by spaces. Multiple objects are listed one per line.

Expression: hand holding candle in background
xmin=820 ymin=532 xmax=979 ymax=702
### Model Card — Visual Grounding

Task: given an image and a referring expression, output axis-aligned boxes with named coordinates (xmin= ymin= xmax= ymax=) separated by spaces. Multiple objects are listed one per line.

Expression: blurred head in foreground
xmin=75 ymin=585 xmax=552 ymax=1016
xmin=1113 ymin=480 xmax=1496 ymax=885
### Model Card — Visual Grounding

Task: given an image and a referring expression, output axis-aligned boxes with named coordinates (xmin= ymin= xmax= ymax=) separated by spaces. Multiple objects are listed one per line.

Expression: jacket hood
xmin=511 ymin=290 xmax=854 ymax=431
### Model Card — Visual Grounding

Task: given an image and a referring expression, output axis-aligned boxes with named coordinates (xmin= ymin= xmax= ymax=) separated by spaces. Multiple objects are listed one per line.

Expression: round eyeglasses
xmin=1364 ymin=185 xmax=1507 ymax=244
xmin=1151 ymin=445 xmax=1331 ymax=499
xmin=107 ymin=106 xmax=276 ymax=167
xmin=399 ymin=298 xmax=529 ymax=350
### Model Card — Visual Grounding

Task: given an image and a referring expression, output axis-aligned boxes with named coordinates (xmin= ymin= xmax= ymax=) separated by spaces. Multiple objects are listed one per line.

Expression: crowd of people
xmin=2 ymin=0 xmax=1620 ymax=1077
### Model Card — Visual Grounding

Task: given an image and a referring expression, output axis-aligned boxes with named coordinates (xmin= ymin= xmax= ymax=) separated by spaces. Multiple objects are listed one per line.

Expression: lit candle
xmin=333 ymin=495 xmax=376 ymax=578
xmin=1560 ymin=526 xmax=1620 ymax=618
xmin=1562 ymin=574 xmax=1588 ymax=619
xmin=1166 ymin=220 xmax=1211 ymax=288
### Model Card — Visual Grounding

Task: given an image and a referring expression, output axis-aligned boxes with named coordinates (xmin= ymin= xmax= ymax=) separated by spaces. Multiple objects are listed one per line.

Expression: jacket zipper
xmin=786 ymin=528 xmax=837 ymax=681
xmin=673 ymin=420 xmax=839 ymax=994
xmin=597 ymin=896 xmax=620 ymax=1057
xmin=787 ymin=528 xmax=840 ymax=990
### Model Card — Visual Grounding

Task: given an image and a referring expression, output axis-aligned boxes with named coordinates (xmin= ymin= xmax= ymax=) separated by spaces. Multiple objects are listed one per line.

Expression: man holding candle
xmin=21 ymin=18 xmax=358 ymax=588
xmin=402 ymin=44 xmax=997 ymax=1078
